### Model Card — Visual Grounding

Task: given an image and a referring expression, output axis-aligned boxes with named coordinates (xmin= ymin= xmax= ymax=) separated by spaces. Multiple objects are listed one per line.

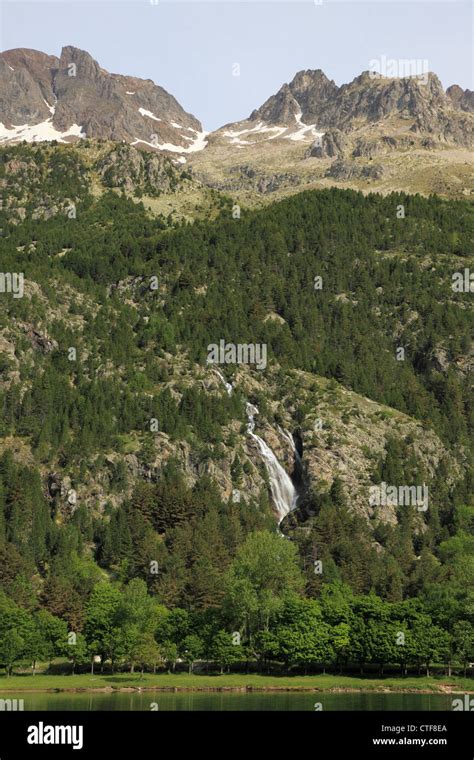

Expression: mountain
xmin=0 ymin=69 xmax=472 ymax=685
xmin=0 ymin=46 xmax=207 ymax=156
xmin=0 ymin=142 xmax=472 ymax=623
xmin=210 ymin=68 xmax=473 ymax=148
xmin=190 ymin=68 xmax=474 ymax=201
xmin=1 ymin=47 xmax=473 ymax=198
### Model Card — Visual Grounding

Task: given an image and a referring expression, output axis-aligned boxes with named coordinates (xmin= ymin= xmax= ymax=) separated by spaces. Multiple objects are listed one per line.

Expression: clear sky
xmin=1 ymin=0 xmax=472 ymax=130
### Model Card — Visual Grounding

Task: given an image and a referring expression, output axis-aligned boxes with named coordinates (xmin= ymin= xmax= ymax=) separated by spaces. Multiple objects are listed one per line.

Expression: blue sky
xmin=1 ymin=0 xmax=472 ymax=130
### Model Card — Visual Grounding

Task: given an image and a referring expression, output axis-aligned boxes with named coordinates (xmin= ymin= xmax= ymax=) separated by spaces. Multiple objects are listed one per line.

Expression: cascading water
xmin=212 ymin=369 xmax=298 ymax=523
xmin=246 ymin=404 xmax=297 ymax=523
xmin=278 ymin=425 xmax=302 ymax=467
xmin=213 ymin=369 xmax=233 ymax=397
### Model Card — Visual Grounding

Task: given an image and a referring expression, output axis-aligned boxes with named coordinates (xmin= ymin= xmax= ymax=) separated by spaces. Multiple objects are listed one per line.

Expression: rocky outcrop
xmin=23 ymin=327 xmax=57 ymax=353
xmin=207 ymin=164 xmax=302 ymax=194
xmin=327 ymin=71 xmax=448 ymax=128
xmin=48 ymin=473 xmax=78 ymax=516
xmin=97 ymin=144 xmax=183 ymax=195
xmin=446 ymin=84 xmax=474 ymax=113
xmin=325 ymin=159 xmax=384 ymax=181
xmin=352 ymin=135 xmax=410 ymax=158
xmin=250 ymin=83 xmax=302 ymax=125
xmin=250 ymin=70 xmax=338 ymax=125
xmin=410 ymin=110 xmax=474 ymax=147
xmin=306 ymin=129 xmax=347 ymax=158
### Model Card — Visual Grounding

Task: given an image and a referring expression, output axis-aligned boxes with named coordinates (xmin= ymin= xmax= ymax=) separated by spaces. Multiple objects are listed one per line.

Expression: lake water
xmin=2 ymin=691 xmax=454 ymax=711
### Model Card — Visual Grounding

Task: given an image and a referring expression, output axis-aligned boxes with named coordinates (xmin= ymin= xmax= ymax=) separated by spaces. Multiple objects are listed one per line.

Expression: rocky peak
xmin=249 ymin=83 xmax=301 ymax=124
xmin=249 ymin=69 xmax=338 ymax=126
xmin=246 ymin=68 xmax=466 ymax=136
xmin=0 ymin=48 xmax=56 ymax=125
xmin=288 ymin=69 xmax=339 ymax=122
xmin=447 ymin=84 xmax=474 ymax=113
xmin=52 ymin=45 xmax=202 ymax=144
xmin=0 ymin=45 xmax=204 ymax=157
xmin=1 ymin=48 xmax=58 ymax=88
xmin=57 ymin=45 xmax=101 ymax=81
xmin=322 ymin=71 xmax=448 ymax=128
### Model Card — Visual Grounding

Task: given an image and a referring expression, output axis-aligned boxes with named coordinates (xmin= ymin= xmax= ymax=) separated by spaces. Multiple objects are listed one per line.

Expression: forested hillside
xmin=0 ymin=142 xmax=472 ymax=675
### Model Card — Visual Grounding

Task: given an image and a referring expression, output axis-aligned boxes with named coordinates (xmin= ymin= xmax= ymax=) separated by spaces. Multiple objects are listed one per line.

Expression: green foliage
xmin=0 ymin=146 xmax=472 ymax=678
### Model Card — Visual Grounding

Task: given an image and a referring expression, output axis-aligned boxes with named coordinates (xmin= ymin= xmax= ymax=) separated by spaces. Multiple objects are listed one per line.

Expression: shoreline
xmin=1 ymin=684 xmax=472 ymax=695
xmin=2 ymin=671 xmax=472 ymax=695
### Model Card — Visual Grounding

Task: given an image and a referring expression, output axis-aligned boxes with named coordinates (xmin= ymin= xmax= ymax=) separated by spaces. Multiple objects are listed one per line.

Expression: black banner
xmin=0 ymin=711 xmax=472 ymax=758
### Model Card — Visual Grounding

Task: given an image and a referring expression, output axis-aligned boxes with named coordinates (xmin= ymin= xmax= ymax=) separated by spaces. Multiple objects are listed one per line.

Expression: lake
xmin=1 ymin=691 xmax=455 ymax=711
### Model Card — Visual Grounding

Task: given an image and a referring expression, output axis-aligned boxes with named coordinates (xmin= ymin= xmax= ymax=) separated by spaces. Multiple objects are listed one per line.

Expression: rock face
xmin=214 ymin=68 xmax=473 ymax=151
xmin=0 ymin=46 xmax=205 ymax=156
xmin=325 ymin=159 xmax=385 ymax=181
xmin=446 ymin=84 xmax=474 ymax=113
xmin=411 ymin=109 xmax=474 ymax=147
xmin=247 ymin=69 xmax=471 ymax=138
xmin=306 ymin=129 xmax=347 ymax=158
xmin=206 ymin=164 xmax=302 ymax=194
xmin=0 ymin=49 xmax=57 ymax=125
xmin=191 ymin=65 xmax=474 ymax=202
xmin=325 ymin=71 xmax=448 ymax=129
xmin=250 ymin=70 xmax=338 ymax=126
xmin=250 ymin=83 xmax=302 ymax=125
xmin=351 ymin=135 xmax=413 ymax=158
xmin=98 ymin=144 xmax=184 ymax=194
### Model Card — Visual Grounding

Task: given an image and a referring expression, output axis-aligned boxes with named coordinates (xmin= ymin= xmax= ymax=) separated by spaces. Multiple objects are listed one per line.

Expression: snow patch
xmin=266 ymin=126 xmax=289 ymax=140
xmin=223 ymin=110 xmax=322 ymax=145
xmin=138 ymin=107 xmax=161 ymax=122
xmin=184 ymin=128 xmax=209 ymax=153
xmin=223 ymin=121 xmax=287 ymax=139
xmin=43 ymin=99 xmax=55 ymax=115
xmin=284 ymin=105 xmax=324 ymax=142
xmin=229 ymin=137 xmax=256 ymax=146
xmin=131 ymin=128 xmax=208 ymax=154
xmin=285 ymin=125 xmax=324 ymax=142
xmin=0 ymin=119 xmax=86 ymax=145
xmin=223 ymin=121 xmax=289 ymax=143
xmin=294 ymin=108 xmax=304 ymax=126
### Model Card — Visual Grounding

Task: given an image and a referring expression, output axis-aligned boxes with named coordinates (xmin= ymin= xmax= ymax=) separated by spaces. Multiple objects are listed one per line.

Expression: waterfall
xmin=212 ymin=369 xmax=298 ymax=523
xmin=278 ymin=425 xmax=302 ymax=467
xmin=213 ymin=369 xmax=233 ymax=397
xmin=246 ymin=404 xmax=297 ymax=523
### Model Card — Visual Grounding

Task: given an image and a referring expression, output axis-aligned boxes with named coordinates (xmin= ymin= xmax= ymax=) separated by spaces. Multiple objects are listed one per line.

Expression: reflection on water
xmin=1 ymin=691 xmax=454 ymax=712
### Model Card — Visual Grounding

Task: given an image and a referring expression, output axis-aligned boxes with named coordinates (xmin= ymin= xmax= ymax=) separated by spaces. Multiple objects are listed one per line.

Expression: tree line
xmin=0 ymin=533 xmax=472 ymax=677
